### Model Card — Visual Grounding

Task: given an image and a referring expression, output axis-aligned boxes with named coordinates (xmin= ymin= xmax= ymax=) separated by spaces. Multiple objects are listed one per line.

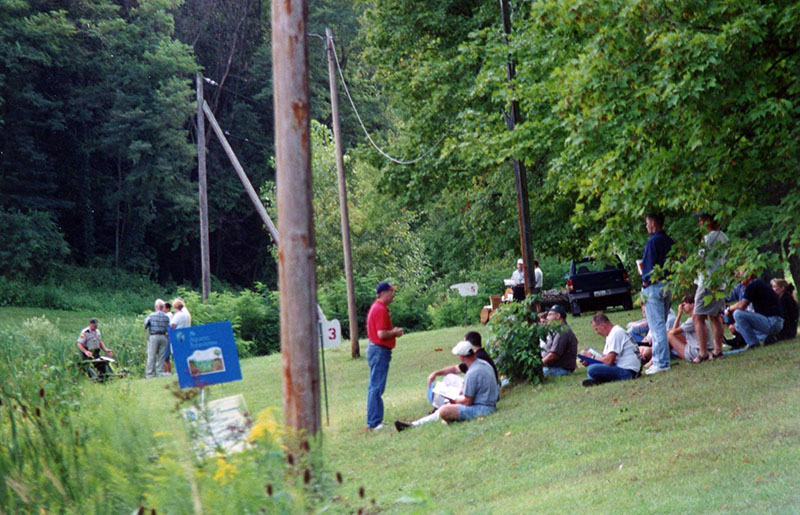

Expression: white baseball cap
xmin=452 ymin=340 xmax=476 ymax=356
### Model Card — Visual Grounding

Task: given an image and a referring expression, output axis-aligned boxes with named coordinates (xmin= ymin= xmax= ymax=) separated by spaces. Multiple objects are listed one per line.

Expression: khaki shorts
xmin=694 ymin=286 xmax=725 ymax=316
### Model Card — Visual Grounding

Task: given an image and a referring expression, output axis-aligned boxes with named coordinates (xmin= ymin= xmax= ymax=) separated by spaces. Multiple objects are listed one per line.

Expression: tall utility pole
xmin=272 ymin=0 xmax=321 ymax=438
xmin=197 ymin=72 xmax=211 ymax=303
xmin=325 ymin=28 xmax=360 ymax=359
xmin=499 ymin=0 xmax=535 ymax=298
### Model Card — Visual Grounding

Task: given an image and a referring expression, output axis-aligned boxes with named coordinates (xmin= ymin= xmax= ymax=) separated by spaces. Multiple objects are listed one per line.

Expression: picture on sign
xmin=188 ymin=347 xmax=225 ymax=376
xmin=171 ymin=321 xmax=242 ymax=389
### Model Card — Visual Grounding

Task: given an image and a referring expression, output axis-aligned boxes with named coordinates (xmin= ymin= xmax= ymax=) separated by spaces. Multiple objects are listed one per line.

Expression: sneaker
xmin=582 ymin=379 xmax=600 ymax=387
xmin=644 ymin=365 xmax=669 ymax=375
xmin=394 ymin=420 xmax=411 ymax=432
xmin=724 ymin=334 xmax=746 ymax=349
xmin=365 ymin=423 xmax=383 ymax=432
xmin=764 ymin=335 xmax=778 ymax=346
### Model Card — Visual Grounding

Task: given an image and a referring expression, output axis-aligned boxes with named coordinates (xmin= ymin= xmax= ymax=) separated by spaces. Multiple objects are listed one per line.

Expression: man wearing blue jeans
xmin=365 ymin=282 xmax=404 ymax=431
xmin=640 ymin=213 xmax=674 ymax=375
xmin=728 ymin=274 xmax=783 ymax=348
xmin=580 ymin=312 xmax=641 ymax=386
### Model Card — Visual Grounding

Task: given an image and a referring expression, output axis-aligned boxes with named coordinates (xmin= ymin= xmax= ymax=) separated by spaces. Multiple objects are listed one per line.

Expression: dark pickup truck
xmin=566 ymin=257 xmax=634 ymax=316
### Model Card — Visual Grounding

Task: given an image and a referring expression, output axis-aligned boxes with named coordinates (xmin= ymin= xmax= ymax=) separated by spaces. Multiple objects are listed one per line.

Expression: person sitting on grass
xmin=728 ymin=272 xmax=784 ymax=348
xmin=395 ymin=340 xmax=499 ymax=431
xmin=541 ymin=304 xmax=578 ymax=377
xmin=667 ymin=295 xmax=712 ymax=363
xmin=579 ymin=312 xmax=641 ymax=387
xmin=636 ymin=305 xmax=677 ymax=366
xmin=771 ymin=279 xmax=798 ymax=341
xmin=425 ymin=331 xmax=498 ymax=409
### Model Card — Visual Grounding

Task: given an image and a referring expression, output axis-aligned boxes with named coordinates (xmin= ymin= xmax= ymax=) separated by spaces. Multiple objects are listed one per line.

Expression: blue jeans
xmin=733 ymin=310 xmax=783 ymax=348
xmin=643 ymin=282 xmax=672 ymax=369
xmin=458 ymin=403 xmax=495 ymax=421
xmin=586 ymin=364 xmax=636 ymax=383
xmin=543 ymin=366 xmax=573 ymax=377
xmin=366 ymin=342 xmax=392 ymax=428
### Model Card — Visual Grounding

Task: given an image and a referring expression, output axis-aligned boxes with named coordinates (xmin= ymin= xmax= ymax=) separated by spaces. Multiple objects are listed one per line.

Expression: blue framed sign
xmin=170 ymin=321 xmax=242 ymax=389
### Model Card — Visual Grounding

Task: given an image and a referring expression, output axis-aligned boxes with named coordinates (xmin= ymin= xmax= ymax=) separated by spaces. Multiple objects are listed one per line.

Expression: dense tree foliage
xmin=2 ymin=0 xmax=798 ymax=327
xmin=359 ymin=0 xmax=800 ymax=287
xmin=1 ymin=0 xmax=197 ymax=276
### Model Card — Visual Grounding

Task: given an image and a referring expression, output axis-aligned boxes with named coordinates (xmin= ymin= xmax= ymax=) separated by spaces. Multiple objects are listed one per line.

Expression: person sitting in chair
xmin=77 ymin=318 xmax=114 ymax=379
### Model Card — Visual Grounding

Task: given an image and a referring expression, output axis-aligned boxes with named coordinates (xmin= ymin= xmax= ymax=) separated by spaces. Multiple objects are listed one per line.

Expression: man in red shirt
xmin=366 ymin=281 xmax=404 ymax=430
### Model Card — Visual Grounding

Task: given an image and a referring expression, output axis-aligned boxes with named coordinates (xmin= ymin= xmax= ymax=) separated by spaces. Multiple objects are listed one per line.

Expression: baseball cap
xmin=517 ymin=258 xmax=523 ymax=265
xmin=452 ymin=340 xmax=475 ymax=356
xmin=376 ymin=281 xmax=397 ymax=294
xmin=548 ymin=304 xmax=567 ymax=318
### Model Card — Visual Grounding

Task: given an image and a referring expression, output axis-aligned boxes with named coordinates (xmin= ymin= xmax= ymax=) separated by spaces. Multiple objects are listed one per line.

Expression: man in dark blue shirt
xmin=641 ymin=213 xmax=675 ymax=375
xmin=728 ymin=274 xmax=784 ymax=348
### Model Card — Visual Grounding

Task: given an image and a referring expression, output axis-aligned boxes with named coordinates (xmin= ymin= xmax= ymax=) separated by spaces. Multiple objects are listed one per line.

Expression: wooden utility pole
xmin=325 ymin=28 xmax=360 ymax=359
xmin=272 ymin=0 xmax=321 ymax=438
xmin=499 ymin=0 xmax=535 ymax=299
xmin=197 ymin=72 xmax=211 ymax=303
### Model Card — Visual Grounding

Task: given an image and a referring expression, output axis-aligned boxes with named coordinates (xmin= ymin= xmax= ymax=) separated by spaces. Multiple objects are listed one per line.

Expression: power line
xmin=330 ymin=36 xmax=445 ymax=166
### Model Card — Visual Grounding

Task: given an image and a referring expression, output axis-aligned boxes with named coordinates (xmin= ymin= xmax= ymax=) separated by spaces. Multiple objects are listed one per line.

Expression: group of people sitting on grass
xmin=394 ymin=274 xmax=798 ymax=431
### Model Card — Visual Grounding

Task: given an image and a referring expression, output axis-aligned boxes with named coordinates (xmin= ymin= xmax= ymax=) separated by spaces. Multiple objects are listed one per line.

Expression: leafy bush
xmin=486 ymin=297 xmax=555 ymax=384
xmin=179 ymin=287 xmax=280 ymax=357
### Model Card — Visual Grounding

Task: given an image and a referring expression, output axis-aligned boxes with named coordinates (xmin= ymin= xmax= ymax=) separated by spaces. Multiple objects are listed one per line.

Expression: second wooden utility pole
xmin=499 ymin=0 xmax=535 ymax=299
xmin=272 ymin=0 xmax=321 ymax=439
xmin=325 ymin=28 xmax=360 ymax=359
xmin=197 ymin=72 xmax=211 ymax=303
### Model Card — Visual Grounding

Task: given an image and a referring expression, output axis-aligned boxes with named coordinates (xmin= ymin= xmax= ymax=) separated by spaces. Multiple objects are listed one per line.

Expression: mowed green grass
xmin=5 ymin=306 xmax=800 ymax=513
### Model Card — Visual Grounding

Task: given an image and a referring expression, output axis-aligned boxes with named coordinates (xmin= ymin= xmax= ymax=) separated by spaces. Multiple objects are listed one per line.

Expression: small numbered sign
xmin=320 ymin=318 xmax=342 ymax=349
xmin=450 ymin=282 xmax=479 ymax=297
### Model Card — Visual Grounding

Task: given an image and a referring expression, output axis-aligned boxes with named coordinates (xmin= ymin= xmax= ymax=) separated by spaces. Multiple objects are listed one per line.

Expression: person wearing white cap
xmin=511 ymin=258 xmax=525 ymax=285
xmin=394 ymin=339 xmax=499 ymax=431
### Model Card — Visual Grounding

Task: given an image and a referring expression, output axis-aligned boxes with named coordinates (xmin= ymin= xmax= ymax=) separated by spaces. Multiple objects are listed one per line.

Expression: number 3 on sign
xmin=321 ymin=319 xmax=342 ymax=349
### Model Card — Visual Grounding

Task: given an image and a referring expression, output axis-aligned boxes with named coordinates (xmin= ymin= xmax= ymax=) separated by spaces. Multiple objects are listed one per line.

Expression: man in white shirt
xmin=533 ymin=260 xmax=543 ymax=293
xmin=580 ymin=312 xmax=641 ymax=386
xmin=510 ymin=258 xmax=525 ymax=285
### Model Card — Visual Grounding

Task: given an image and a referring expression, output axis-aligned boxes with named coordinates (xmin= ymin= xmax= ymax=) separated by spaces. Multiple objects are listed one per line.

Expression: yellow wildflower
xmin=213 ymin=458 xmax=237 ymax=485
xmin=248 ymin=408 xmax=283 ymax=445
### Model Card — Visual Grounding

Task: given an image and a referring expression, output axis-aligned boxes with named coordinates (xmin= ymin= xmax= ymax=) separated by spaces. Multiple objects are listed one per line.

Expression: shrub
xmin=179 ymin=288 xmax=280 ymax=357
xmin=486 ymin=297 xmax=556 ymax=384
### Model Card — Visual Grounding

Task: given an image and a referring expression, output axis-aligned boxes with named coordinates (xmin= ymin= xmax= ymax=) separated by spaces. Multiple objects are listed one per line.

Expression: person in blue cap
xmin=365 ymin=281 xmax=404 ymax=431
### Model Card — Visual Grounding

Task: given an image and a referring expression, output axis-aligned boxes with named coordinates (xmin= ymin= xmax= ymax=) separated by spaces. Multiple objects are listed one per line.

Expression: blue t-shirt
xmin=743 ymin=279 xmax=783 ymax=318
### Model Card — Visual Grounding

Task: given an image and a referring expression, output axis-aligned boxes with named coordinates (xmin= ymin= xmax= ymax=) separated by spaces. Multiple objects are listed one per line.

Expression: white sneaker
xmin=644 ymin=365 xmax=669 ymax=375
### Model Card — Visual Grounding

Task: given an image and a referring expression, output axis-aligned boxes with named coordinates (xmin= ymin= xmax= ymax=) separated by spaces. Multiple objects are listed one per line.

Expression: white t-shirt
xmin=603 ymin=325 xmax=640 ymax=372
xmin=534 ymin=267 xmax=543 ymax=288
xmin=511 ymin=269 xmax=525 ymax=285
xmin=171 ymin=308 xmax=191 ymax=329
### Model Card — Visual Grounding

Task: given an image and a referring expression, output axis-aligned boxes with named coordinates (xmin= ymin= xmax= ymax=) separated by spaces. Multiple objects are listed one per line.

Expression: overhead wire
xmin=329 ymin=36 xmax=445 ymax=166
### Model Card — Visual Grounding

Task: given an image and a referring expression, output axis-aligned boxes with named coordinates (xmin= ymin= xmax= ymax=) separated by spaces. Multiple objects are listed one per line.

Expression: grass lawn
xmin=104 ymin=308 xmax=800 ymax=514
xmin=4 ymin=306 xmax=799 ymax=512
